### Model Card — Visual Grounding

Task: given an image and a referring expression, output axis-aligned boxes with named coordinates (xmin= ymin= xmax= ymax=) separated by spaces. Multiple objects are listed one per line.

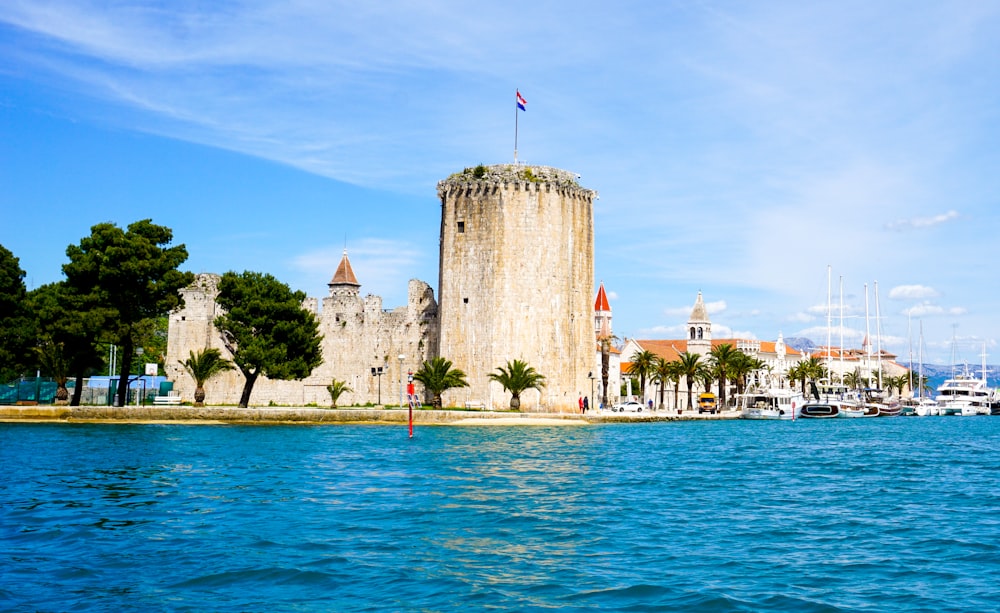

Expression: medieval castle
xmin=166 ymin=164 xmax=597 ymax=412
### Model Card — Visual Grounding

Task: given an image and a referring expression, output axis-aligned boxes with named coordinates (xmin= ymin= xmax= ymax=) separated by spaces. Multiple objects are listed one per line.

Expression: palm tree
xmin=488 ymin=359 xmax=546 ymax=411
xmin=35 ymin=340 xmax=71 ymax=405
xmin=179 ymin=348 xmax=235 ymax=407
xmin=800 ymin=356 xmax=827 ymax=396
xmin=843 ymin=368 xmax=862 ymax=391
xmin=731 ymin=354 xmax=766 ymax=399
xmin=326 ymin=378 xmax=353 ymax=408
xmin=650 ymin=356 xmax=675 ymax=410
xmin=676 ymin=351 xmax=703 ymax=411
xmin=708 ymin=343 xmax=738 ymax=408
xmin=629 ymin=349 xmax=658 ymax=402
xmin=698 ymin=364 xmax=716 ymax=395
xmin=597 ymin=330 xmax=619 ymax=408
xmin=413 ymin=357 xmax=469 ymax=409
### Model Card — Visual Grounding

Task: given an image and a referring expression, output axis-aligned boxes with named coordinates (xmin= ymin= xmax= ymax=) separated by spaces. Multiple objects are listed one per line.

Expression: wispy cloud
xmin=888 ymin=285 xmax=939 ymax=300
xmin=885 ymin=210 xmax=959 ymax=231
xmin=902 ymin=302 xmax=967 ymax=318
xmin=663 ymin=299 xmax=726 ymax=318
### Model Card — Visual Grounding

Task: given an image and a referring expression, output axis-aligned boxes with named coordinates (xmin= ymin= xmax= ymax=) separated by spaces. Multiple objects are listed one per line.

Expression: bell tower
xmin=687 ymin=291 xmax=712 ymax=356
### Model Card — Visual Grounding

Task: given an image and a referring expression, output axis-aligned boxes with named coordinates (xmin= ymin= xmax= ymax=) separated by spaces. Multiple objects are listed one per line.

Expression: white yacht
xmin=936 ymin=373 xmax=993 ymax=416
xmin=739 ymin=388 xmax=803 ymax=420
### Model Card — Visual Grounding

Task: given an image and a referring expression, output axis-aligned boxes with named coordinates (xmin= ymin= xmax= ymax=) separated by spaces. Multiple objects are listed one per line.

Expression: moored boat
xmin=739 ymin=388 xmax=803 ymax=420
xmin=799 ymin=380 xmax=858 ymax=419
xmin=936 ymin=372 xmax=992 ymax=416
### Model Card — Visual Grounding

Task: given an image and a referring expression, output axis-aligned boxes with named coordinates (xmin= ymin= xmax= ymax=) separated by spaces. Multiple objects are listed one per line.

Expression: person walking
xmin=583 ymin=396 xmax=589 ymax=413
xmin=578 ymin=395 xmax=584 ymax=414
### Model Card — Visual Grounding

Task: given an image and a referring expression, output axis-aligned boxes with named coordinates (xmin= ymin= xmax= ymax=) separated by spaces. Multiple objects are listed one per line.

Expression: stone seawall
xmin=0 ymin=406 xmax=736 ymax=424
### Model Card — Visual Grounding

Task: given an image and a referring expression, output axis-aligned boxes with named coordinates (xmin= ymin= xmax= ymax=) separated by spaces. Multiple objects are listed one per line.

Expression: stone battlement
xmin=438 ymin=164 xmax=595 ymax=200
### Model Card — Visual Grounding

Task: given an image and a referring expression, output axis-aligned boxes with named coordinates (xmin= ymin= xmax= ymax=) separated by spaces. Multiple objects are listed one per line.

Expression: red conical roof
xmin=595 ymin=282 xmax=610 ymax=311
xmin=330 ymin=250 xmax=360 ymax=287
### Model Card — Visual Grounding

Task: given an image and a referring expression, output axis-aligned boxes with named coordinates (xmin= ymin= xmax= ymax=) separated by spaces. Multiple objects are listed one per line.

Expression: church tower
xmin=687 ymin=291 xmax=712 ymax=355
xmin=436 ymin=164 xmax=595 ymax=411
xmin=595 ymin=281 xmax=612 ymax=339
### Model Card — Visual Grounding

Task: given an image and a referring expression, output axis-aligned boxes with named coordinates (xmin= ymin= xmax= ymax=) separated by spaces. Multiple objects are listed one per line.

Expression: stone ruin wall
xmin=165 ymin=274 xmax=438 ymax=407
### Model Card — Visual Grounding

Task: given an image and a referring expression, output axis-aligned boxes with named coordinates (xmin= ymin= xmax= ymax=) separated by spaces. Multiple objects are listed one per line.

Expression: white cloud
xmin=663 ymin=299 xmax=726 ymax=318
xmin=663 ymin=306 xmax=692 ymax=318
xmin=638 ymin=324 xmax=686 ymax=338
xmin=888 ymin=285 xmax=939 ymax=300
xmin=607 ymin=290 xmax=619 ymax=301
xmin=705 ymin=300 xmax=727 ymax=315
xmin=884 ymin=210 xmax=959 ymax=231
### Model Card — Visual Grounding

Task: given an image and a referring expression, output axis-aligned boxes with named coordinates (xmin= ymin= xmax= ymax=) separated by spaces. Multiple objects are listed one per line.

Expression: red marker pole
xmin=407 ymin=373 xmax=414 ymax=438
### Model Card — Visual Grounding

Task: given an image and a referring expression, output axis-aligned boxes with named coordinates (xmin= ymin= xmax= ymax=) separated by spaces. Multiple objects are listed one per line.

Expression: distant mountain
xmin=783 ymin=337 xmax=816 ymax=353
xmin=779 ymin=337 xmax=999 ymax=387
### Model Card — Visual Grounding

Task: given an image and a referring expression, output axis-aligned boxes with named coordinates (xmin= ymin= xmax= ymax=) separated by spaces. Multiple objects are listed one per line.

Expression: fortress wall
xmin=165 ymin=276 xmax=437 ymax=407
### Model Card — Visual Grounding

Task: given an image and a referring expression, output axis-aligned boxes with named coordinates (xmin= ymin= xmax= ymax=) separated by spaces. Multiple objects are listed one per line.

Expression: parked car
xmin=611 ymin=401 xmax=643 ymax=413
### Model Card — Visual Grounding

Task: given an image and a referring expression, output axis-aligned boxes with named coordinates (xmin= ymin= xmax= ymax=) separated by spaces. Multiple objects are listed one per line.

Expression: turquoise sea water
xmin=2 ymin=419 xmax=999 ymax=612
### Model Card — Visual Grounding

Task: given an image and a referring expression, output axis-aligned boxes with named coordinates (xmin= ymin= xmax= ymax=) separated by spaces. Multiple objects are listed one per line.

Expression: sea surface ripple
xmin=2 ymin=418 xmax=999 ymax=612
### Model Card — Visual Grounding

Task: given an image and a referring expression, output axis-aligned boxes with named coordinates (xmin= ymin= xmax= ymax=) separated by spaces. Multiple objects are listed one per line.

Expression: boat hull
xmin=799 ymin=404 xmax=840 ymax=418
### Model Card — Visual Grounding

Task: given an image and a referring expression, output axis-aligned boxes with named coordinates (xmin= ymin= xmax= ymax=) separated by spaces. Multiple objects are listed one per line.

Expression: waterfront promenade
xmin=0 ymin=405 xmax=737 ymax=425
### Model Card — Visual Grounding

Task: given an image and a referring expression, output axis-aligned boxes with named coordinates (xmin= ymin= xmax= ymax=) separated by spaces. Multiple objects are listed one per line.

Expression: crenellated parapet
xmin=437 ymin=164 xmax=597 ymax=202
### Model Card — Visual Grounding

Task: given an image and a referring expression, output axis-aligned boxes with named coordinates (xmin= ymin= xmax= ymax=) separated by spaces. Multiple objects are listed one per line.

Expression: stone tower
xmin=436 ymin=164 xmax=595 ymax=412
xmin=687 ymin=291 xmax=712 ymax=355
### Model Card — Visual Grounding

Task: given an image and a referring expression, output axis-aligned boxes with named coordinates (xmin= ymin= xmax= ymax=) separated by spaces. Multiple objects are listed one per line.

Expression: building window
xmin=463 ymin=297 xmax=469 ymax=304
xmin=697 ymin=327 xmax=703 ymax=339
xmin=690 ymin=327 xmax=696 ymax=340
xmin=457 ymin=221 xmax=465 ymax=233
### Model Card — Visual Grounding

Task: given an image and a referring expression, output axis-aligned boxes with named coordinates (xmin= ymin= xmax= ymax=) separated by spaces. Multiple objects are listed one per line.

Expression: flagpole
xmin=514 ymin=89 xmax=519 ymax=164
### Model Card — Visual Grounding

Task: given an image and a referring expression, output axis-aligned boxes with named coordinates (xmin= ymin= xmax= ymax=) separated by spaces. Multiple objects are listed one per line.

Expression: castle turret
xmin=328 ymin=249 xmax=361 ymax=298
xmin=436 ymin=164 xmax=595 ymax=411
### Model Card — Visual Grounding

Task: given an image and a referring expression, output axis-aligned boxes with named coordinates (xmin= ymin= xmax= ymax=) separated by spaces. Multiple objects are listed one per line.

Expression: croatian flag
xmin=516 ymin=90 xmax=527 ymax=111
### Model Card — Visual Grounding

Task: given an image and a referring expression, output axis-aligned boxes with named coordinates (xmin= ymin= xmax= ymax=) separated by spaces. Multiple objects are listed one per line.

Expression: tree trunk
xmin=238 ymin=370 xmax=258 ymax=408
xmin=511 ymin=395 xmax=521 ymax=411
xmin=601 ymin=348 xmax=610 ymax=407
xmin=116 ymin=338 xmax=133 ymax=407
xmin=194 ymin=385 xmax=206 ymax=407
xmin=71 ymin=374 xmax=84 ymax=406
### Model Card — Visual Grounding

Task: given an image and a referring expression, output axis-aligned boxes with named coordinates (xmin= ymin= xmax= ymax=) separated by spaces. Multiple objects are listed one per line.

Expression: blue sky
xmin=2 ymin=1 xmax=998 ymax=365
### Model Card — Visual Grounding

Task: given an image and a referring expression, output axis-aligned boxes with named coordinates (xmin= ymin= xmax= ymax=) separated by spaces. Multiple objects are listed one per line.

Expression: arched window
xmin=697 ymin=327 xmax=704 ymax=339
xmin=690 ymin=327 xmax=696 ymax=340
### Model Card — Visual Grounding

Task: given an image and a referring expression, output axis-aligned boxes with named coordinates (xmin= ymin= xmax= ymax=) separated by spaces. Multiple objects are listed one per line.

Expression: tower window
xmin=463 ymin=297 xmax=469 ymax=304
xmin=690 ymin=327 xmax=696 ymax=340
xmin=457 ymin=221 xmax=465 ymax=233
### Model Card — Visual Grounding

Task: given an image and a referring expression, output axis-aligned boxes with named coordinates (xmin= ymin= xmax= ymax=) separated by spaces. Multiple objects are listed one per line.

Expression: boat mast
xmin=839 ymin=275 xmax=845 ymax=383
xmin=918 ymin=320 xmax=924 ymax=399
xmin=907 ymin=310 xmax=913 ymax=394
xmin=875 ymin=280 xmax=883 ymax=390
xmin=864 ymin=283 xmax=871 ymax=387
xmin=826 ymin=265 xmax=832 ymax=380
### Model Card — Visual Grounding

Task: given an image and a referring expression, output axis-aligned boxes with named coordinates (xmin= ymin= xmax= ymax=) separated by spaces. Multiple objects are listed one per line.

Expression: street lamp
xmin=588 ymin=371 xmax=595 ymax=413
xmin=371 ymin=366 xmax=384 ymax=405
xmin=398 ymin=355 xmax=405 ymax=408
